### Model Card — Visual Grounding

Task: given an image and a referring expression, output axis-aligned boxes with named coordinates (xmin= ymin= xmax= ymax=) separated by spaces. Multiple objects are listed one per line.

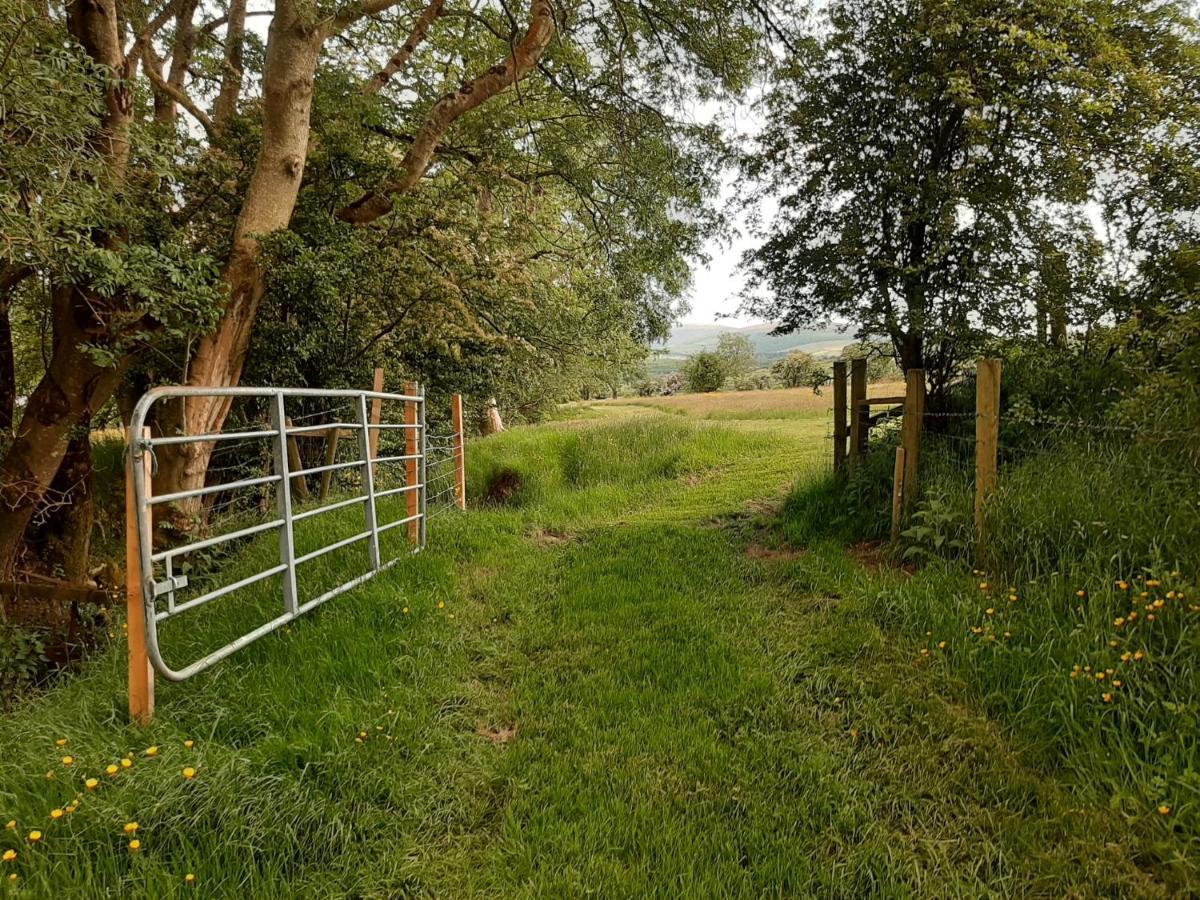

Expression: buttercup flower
xmin=2 ymin=850 xmax=15 ymax=862
xmin=123 ymin=822 xmax=139 ymax=835
xmin=49 ymin=809 xmax=63 ymax=821
xmin=27 ymin=831 xmax=41 ymax=843
xmin=85 ymin=778 xmax=99 ymax=791
xmin=182 ymin=767 xmax=196 ymax=780
xmin=128 ymin=839 xmax=141 ymax=852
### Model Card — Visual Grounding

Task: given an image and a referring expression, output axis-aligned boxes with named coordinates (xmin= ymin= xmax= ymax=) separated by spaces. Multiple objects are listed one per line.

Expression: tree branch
xmin=141 ymin=43 xmax=215 ymax=136
xmin=363 ymin=0 xmax=445 ymax=94
xmin=336 ymin=0 xmax=556 ymax=224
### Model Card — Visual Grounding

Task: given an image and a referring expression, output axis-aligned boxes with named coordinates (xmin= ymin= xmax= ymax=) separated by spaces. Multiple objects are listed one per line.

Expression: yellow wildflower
xmin=85 ymin=778 xmax=98 ymax=791
xmin=49 ymin=809 xmax=63 ymax=821
xmin=1158 ymin=805 xmax=1171 ymax=815
xmin=979 ymin=582 xmax=989 ymax=591
xmin=120 ymin=759 xmax=132 ymax=769
xmin=1096 ymin=672 xmax=1106 ymax=680
xmin=1116 ymin=581 xmax=1128 ymax=590
xmin=1147 ymin=579 xmax=1161 ymax=588
xmin=1134 ymin=650 xmax=1145 ymax=661
xmin=985 ymin=608 xmax=994 ymax=616
xmin=1114 ymin=617 xmax=1126 ymax=627
xmin=144 ymin=746 xmax=158 ymax=757
xmin=128 ymin=839 xmax=141 ymax=852
xmin=5 ymin=821 xmax=14 ymax=830
xmin=437 ymin=601 xmax=445 ymax=609
xmin=403 ymin=607 xmax=410 ymax=615
xmin=182 ymin=767 xmax=196 ymax=780
xmin=2 ymin=850 xmax=15 ymax=863
xmin=61 ymin=756 xmax=74 ymax=766
xmin=105 ymin=764 xmax=118 ymax=776
xmin=1077 ymin=589 xmax=1086 ymax=598
xmin=937 ymin=641 xmax=947 ymax=650
xmin=123 ymin=822 xmax=139 ymax=835
xmin=55 ymin=738 xmax=68 ymax=747
xmin=1102 ymin=693 xmax=1113 ymax=703
xmin=27 ymin=831 xmax=41 ymax=843
xmin=185 ymin=873 xmax=196 ymax=884
xmin=183 ymin=740 xmax=194 ymax=749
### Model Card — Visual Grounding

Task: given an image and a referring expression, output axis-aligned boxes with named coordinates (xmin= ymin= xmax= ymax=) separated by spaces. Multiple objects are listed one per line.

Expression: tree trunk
xmin=0 ymin=287 xmax=127 ymax=577
xmin=25 ymin=427 xmax=94 ymax=582
xmin=153 ymin=4 xmax=323 ymax=513
xmin=483 ymin=398 xmax=504 ymax=435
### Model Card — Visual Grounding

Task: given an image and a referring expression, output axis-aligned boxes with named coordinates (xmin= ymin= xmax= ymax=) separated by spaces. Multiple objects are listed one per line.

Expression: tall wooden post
xmin=405 ymin=380 xmax=420 ymax=542
xmin=975 ymin=358 xmax=1002 ymax=542
xmin=848 ymin=358 xmax=867 ymax=467
xmin=451 ymin=394 xmax=466 ymax=510
xmin=832 ymin=360 xmax=847 ymax=473
xmin=890 ymin=446 xmax=906 ymax=543
xmin=318 ymin=426 xmax=340 ymax=501
xmin=901 ymin=368 xmax=925 ymax=516
xmin=367 ymin=366 xmax=384 ymax=464
xmin=125 ymin=427 xmax=154 ymax=726
xmin=283 ymin=418 xmax=310 ymax=501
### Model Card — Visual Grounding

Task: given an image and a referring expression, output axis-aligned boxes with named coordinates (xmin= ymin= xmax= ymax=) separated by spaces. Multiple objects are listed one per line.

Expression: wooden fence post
xmin=832 ymin=360 xmax=847 ymax=473
xmin=368 ymin=367 xmax=384 ymax=464
xmin=405 ymin=380 xmax=419 ymax=542
xmin=849 ymin=358 xmax=867 ymax=468
xmin=318 ymin=425 xmax=340 ymax=501
xmin=890 ymin=446 xmax=906 ymax=543
xmin=452 ymin=393 xmax=466 ymax=510
xmin=901 ymin=368 xmax=924 ymax=516
xmin=975 ymin=358 xmax=1002 ymax=542
xmin=283 ymin=418 xmax=310 ymax=501
xmin=125 ymin=426 xmax=154 ymax=726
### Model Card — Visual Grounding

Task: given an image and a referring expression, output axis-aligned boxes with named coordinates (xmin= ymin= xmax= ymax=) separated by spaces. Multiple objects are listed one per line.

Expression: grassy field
xmin=0 ymin=392 xmax=1190 ymax=896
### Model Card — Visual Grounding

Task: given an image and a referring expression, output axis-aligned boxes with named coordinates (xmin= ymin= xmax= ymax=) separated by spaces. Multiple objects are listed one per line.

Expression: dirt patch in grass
xmin=848 ymin=540 xmax=914 ymax=576
xmin=482 ymin=467 xmax=523 ymax=503
xmin=477 ymin=723 xmax=519 ymax=745
xmin=529 ymin=527 xmax=573 ymax=546
xmin=745 ymin=543 xmax=806 ymax=562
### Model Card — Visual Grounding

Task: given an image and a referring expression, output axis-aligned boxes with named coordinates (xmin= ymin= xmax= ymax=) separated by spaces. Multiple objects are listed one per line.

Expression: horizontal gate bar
xmin=285 ymin=421 xmax=363 ymax=435
xmin=155 ymin=564 xmax=289 ymax=621
xmin=150 ymin=518 xmax=283 ymax=563
xmin=293 ymin=529 xmax=371 ymax=565
xmin=150 ymin=473 xmax=282 ymax=506
xmin=294 ymin=458 xmax=364 ymax=479
xmin=292 ymin=494 xmax=369 ymax=522
xmin=377 ymin=513 xmax=422 ymax=534
xmin=150 ymin=428 xmax=277 ymax=447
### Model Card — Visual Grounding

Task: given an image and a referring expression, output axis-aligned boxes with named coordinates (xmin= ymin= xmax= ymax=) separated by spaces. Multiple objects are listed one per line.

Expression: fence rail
xmin=123 ymin=374 xmax=468 ymax=724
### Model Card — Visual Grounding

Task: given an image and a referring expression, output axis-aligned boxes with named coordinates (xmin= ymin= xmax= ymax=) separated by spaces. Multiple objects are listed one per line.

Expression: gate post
xmin=126 ymin=426 xmax=154 ymax=725
xmin=405 ymin=381 xmax=420 ymax=543
xmin=271 ymin=396 xmax=300 ymax=614
xmin=452 ymin=393 xmax=466 ymax=509
xmin=849 ymin=357 xmax=867 ymax=467
xmin=901 ymin=368 xmax=925 ymax=517
xmin=975 ymin=358 xmax=1001 ymax=543
xmin=356 ymin=393 xmax=382 ymax=570
xmin=832 ymin=361 xmax=847 ymax=474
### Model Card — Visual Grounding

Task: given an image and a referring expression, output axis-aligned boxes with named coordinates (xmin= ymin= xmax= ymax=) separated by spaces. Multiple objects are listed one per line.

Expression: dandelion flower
xmin=120 ymin=759 xmax=132 ymax=770
xmin=49 ymin=809 xmax=63 ymax=821
xmin=2 ymin=850 xmax=15 ymax=862
xmin=144 ymin=746 xmax=158 ymax=757
xmin=85 ymin=778 xmax=98 ymax=791
xmin=105 ymin=765 xmax=118 ymax=776
xmin=61 ymin=756 xmax=74 ymax=766
xmin=123 ymin=822 xmax=139 ymax=835
xmin=27 ymin=831 xmax=41 ymax=843
xmin=128 ymin=839 xmax=141 ymax=852
xmin=183 ymin=740 xmax=194 ymax=750
xmin=181 ymin=767 xmax=196 ymax=780
xmin=185 ymin=873 xmax=196 ymax=884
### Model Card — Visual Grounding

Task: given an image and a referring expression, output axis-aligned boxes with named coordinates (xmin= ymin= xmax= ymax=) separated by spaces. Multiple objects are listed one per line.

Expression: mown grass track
xmin=0 ymin=401 xmax=1176 ymax=897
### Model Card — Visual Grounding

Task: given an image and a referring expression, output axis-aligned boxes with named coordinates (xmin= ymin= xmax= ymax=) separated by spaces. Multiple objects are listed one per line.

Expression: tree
xmin=839 ymin=341 xmax=901 ymax=384
xmin=683 ymin=351 xmax=727 ymax=392
xmin=0 ymin=0 xmax=777 ymax=574
xmin=742 ymin=0 xmax=1200 ymax=404
xmin=715 ymin=333 xmax=757 ymax=380
xmin=771 ymin=351 xmax=825 ymax=389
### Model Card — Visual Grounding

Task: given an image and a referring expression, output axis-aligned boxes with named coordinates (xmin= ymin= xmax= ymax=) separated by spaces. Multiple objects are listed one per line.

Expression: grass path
xmin=0 ymin=404 xmax=1169 ymax=896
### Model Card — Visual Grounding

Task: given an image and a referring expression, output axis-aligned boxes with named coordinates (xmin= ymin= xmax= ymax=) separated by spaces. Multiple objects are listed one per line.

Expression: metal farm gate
xmin=125 ymin=382 xmax=465 ymax=702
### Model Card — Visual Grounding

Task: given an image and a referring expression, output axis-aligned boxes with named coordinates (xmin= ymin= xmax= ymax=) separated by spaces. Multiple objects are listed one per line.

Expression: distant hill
xmin=648 ymin=323 xmax=852 ymax=374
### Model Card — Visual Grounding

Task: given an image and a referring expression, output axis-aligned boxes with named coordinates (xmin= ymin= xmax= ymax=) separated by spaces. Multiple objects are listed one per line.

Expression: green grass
xmin=0 ymin=403 xmax=1191 ymax=896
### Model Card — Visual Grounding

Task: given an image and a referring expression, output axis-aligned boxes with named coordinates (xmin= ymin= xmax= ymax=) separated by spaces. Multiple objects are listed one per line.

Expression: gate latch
xmin=153 ymin=575 xmax=189 ymax=597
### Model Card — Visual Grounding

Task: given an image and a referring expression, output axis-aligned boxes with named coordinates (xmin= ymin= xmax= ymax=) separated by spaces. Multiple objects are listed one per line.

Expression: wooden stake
xmin=975 ymin=358 xmax=1002 ymax=542
xmin=891 ymin=446 xmax=906 ymax=544
xmin=849 ymin=357 xmax=867 ymax=467
xmin=368 ymin=367 xmax=384 ymax=463
xmin=125 ymin=426 xmax=154 ymax=726
xmin=451 ymin=393 xmax=466 ymax=510
xmin=901 ymin=368 xmax=925 ymax=516
xmin=832 ymin=360 xmax=847 ymax=473
xmin=284 ymin=418 xmax=310 ymax=501
xmin=318 ymin=425 xmax=340 ymax=501
xmin=405 ymin=380 xmax=419 ymax=542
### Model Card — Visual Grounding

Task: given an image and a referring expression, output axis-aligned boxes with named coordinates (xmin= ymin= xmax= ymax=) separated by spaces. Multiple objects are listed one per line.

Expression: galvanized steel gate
xmin=128 ymin=384 xmax=431 ymax=683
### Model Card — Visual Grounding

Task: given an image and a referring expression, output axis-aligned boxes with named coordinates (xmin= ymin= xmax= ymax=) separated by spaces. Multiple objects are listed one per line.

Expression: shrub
xmin=771 ymin=351 xmax=826 ymax=389
xmin=682 ymin=350 xmax=727 ymax=392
